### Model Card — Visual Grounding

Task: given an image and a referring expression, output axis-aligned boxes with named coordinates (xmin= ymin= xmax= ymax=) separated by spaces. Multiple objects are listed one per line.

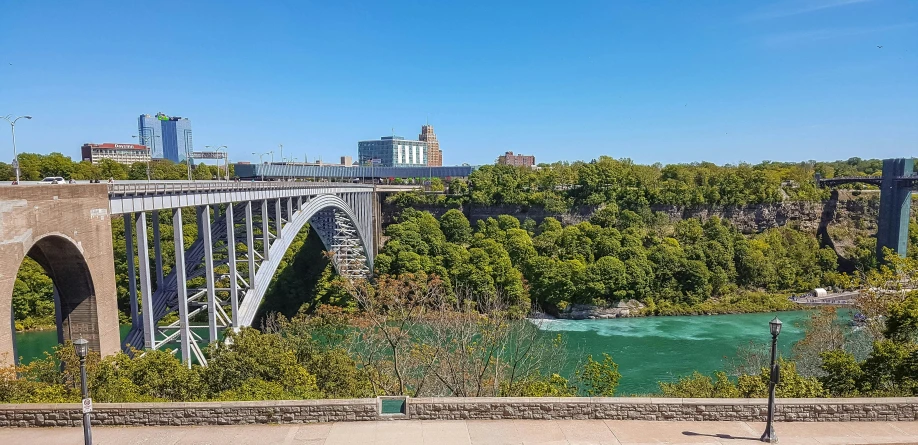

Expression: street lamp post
xmin=186 ymin=147 xmax=194 ymax=181
xmin=2 ymin=115 xmax=32 ymax=184
xmin=761 ymin=317 xmax=782 ymax=443
xmin=73 ymin=337 xmax=92 ymax=445
xmin=133 ymin=134 xmax=160 ymax=181
xmin=206 ymin=145 xmax=228 ymax=181
xmin=252 ymin=151 xmax=272 ymax=181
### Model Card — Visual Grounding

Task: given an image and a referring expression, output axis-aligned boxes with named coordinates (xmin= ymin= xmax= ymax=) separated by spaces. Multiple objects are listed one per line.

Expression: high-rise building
xmin=419 ymin=125 xmax=442 ymax=166
xmin=138 ymin=112 xmax=192 ymax=163
xmin=81 ymin=143 xmax=150 ymax=165
xmin=358 ymin=136 xmax=429 ymax=167
xmin=497 ymin=151 xmax=536 ymax=167
xmin=138 ymin=114 xmax=163 ymax=159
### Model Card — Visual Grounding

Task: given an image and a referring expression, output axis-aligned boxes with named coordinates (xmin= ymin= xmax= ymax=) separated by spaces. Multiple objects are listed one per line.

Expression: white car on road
xmin=40 ymin=177 xmax=65 ymax=184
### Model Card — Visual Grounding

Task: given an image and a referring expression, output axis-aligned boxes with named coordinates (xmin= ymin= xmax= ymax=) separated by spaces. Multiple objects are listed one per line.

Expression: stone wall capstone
xmin=1 ymin=397 xmax=917 ymax=427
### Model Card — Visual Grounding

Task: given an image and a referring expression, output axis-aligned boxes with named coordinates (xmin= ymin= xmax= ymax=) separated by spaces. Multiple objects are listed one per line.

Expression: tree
xmin=575 ymin=353 xmax=621 ymax=396
xmin=98 ymin=158 xmax=128 ymax=180
xmin=440 ymin=209 xmax=471 ymax=244
xmin=202 ymin=328 xmax=322 ymax=399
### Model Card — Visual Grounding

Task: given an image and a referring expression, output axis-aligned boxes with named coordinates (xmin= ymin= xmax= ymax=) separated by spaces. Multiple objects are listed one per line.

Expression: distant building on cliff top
xmin=497 ymin=151 xmax=535 ymax=167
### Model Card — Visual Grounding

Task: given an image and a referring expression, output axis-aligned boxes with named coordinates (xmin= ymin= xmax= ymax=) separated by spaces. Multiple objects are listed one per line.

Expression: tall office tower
xmin=419 ymin=124 xmax=442 ymax=166
xmin=138 ymin=113 xmax=193 ymax=163
xmin=138 ymin=114 xmax=164 ymax=159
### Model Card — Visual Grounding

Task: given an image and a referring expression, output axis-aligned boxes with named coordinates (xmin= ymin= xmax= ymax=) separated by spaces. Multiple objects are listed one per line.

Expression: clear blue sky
xmin=1 ymin=0 xmax=916 ymax=166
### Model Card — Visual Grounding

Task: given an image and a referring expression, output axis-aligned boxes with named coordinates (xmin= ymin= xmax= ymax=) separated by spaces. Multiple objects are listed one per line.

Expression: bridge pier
xmin=0 ymin=185 xmax=120 ymax=366
xmin=878 ymin=158 xmax=914 ymax=261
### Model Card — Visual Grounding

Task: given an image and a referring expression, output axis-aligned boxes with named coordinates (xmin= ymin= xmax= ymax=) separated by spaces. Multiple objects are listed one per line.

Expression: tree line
xmin=391 ymin=156 xmax=890 ymax=212
xmin=0 ymin=152 xmax=229 ymax=181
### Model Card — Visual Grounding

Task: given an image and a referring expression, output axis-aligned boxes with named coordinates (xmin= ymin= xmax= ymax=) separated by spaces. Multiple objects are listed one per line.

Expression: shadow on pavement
xmin=683 ymin=431 xmax=759 ymax=441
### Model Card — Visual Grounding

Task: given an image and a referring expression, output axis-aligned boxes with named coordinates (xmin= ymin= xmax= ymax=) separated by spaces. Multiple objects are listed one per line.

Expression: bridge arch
xmin=6 ymin=234 xmax=104 ymax=363
xmin=237 ymin=194 xmax=372 ymax=326
xmin=121 ymin=191 xmax=374 ymax=361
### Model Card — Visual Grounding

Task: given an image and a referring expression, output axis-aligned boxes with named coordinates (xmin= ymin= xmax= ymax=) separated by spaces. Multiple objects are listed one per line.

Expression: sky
xmin=1 ymin=0 xmax=916 ymax=166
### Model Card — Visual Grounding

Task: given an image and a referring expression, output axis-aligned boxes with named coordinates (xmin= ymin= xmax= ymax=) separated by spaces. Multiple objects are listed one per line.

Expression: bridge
xmin=0 ymin=181 xmax=376 ymax=366
xmin=818 ymin=158 xmax=916 ymax=261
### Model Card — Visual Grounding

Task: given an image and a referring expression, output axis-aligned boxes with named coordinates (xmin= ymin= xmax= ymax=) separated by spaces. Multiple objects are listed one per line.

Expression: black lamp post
xmin=73 ymin=337 xmax=92 ymax=445
xmin=761 ymin=316 xmax=782 ymax=443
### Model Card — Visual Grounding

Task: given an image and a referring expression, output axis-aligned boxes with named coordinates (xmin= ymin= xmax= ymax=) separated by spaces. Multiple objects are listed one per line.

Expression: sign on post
xmin=190 ymin=152 xmax=228 ymax=160
xmin=82 ymin=398 xmax=93 ymax=413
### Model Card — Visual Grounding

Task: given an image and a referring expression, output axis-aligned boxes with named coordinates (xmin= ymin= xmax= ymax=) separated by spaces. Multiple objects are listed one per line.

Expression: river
xmin=14 ymin=310 xmax=824 ymax=395
xmin=534 ymin=310 xmax=819 ymax=395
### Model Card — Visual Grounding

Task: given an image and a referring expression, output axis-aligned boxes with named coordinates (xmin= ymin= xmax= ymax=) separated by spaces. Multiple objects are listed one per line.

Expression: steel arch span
xmin=236 ymin=194 xmax=372 ymax=327
xmin=121 ymin=193 xmax=374 ymax=366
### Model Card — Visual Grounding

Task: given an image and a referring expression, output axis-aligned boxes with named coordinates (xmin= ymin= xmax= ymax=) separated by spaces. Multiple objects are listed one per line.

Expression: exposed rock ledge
xmin=558 ymin=300 xmax=646 ymax=320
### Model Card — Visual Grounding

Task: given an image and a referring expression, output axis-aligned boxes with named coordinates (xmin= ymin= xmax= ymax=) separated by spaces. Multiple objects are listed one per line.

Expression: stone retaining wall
xmin=1 ymin=398 xmax=916 ymax=427
xmin=409 ymin=398 xmax=918 ymax=422
xmin=0 ymin=399 xmax=378 ymax=428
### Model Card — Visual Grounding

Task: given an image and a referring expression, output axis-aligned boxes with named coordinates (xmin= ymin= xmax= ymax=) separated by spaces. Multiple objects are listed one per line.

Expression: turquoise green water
xmin=533 ymin=310 xmax=816 ymax=395
xmin=14 ymin=325 xmax=133 ymax=363
xmin=14 ymin=311 xmax=822 ymax=395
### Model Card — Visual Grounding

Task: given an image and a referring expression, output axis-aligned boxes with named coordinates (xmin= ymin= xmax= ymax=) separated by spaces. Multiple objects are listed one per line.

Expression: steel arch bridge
xmin=109 ymin=182 xmax=375 ymax=366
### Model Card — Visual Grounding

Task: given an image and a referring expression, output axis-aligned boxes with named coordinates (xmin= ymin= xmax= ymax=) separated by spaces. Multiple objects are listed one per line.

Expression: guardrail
xmin=107 ymin=181 xmax=373 ymax=196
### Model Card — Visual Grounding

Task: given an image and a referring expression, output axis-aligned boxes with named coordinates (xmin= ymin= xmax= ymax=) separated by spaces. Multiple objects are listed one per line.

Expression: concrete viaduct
xmin=0 ymin=182 xmax=377 ymax=366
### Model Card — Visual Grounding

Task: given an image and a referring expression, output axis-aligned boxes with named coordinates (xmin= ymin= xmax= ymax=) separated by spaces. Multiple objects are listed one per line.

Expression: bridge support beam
xmin=226 ymin=204 xmax=239 ymax=329
xmin=152 ymin=212 xmax=164 ymax=290
xmin=135 ymin=212 xmax=155 ymax=350
xmin=125 ymin=214 xmax=139 ymax=329
xmin=173 ymin=208 xmax=192 ymax=367
xmin=878 ymin=158 xmax=914 ymax=261
xmin=199 ymin=205 xmax=218 ymax=344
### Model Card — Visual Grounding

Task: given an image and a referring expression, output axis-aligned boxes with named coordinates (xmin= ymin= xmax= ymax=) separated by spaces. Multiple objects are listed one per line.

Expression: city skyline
xmin=2 ymin=1 xmax=916 ymax=166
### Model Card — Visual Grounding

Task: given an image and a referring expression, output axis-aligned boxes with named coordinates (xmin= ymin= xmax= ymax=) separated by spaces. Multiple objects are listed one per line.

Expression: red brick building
xmin=497 ymin=151 xmax=535 ymax=167
xmin=419 ymin=125 xmax=442 ymax=166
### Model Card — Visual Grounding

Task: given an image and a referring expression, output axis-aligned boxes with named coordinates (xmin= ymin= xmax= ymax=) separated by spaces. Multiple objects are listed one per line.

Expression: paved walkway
xmin=2 ymin=420 xmax=918 ymax=444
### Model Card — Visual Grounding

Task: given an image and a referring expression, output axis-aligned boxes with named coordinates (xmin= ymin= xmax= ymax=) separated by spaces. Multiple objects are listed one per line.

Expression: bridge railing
xmin=108 ymin=181 xmax=373 ymax=196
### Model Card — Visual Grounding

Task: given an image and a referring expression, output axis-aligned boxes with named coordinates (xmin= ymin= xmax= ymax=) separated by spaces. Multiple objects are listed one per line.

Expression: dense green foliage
xmin=376 ymin=208 xmax=835 ymax=313
xmin=11 ymin=258 xmax=55 ymax=331
xmin=818 ymin=291 xmax=918 ymax=397
xmin=658 ymin=359 xmax=826 ymax=398
xmin=1 ymin=328 xmax=326 ymax=403
xmin=390 ymin=157 xmax=894 ymax=213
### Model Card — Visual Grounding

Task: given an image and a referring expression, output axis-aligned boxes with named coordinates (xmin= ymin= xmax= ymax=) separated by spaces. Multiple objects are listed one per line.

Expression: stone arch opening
xmin=11 ymin=234 xmax=101 ymax=363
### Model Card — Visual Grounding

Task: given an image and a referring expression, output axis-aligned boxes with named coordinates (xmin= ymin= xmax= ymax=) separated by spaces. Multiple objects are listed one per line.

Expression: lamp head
xmin=769 ymin=316 xmax=783 ymax=337
xmin=73 ymin=337 xmax=89 ymax=358
xmin=24 ymin=116 xmax=32 ymax=120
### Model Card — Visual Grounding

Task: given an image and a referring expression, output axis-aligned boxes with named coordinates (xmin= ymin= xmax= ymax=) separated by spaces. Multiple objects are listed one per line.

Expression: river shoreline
xmin=534 ymin=300 xmax=805 ymax=320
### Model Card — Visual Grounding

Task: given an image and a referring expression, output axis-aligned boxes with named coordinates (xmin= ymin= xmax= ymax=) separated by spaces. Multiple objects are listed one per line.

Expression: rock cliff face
xmin=649 ymin=197 xmax=880 ymax=235
xmin=381 ymin=194 xmax=883 ymax=237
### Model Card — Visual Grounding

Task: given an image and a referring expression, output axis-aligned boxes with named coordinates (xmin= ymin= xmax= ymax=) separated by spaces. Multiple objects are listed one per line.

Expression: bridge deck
xmin=106 ymin=181 xmax=374 ymax=214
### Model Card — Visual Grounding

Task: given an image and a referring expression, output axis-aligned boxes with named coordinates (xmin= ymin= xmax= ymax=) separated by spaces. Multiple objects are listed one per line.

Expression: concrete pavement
xmin=2 ymin=419 xmax=917 ymax=444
